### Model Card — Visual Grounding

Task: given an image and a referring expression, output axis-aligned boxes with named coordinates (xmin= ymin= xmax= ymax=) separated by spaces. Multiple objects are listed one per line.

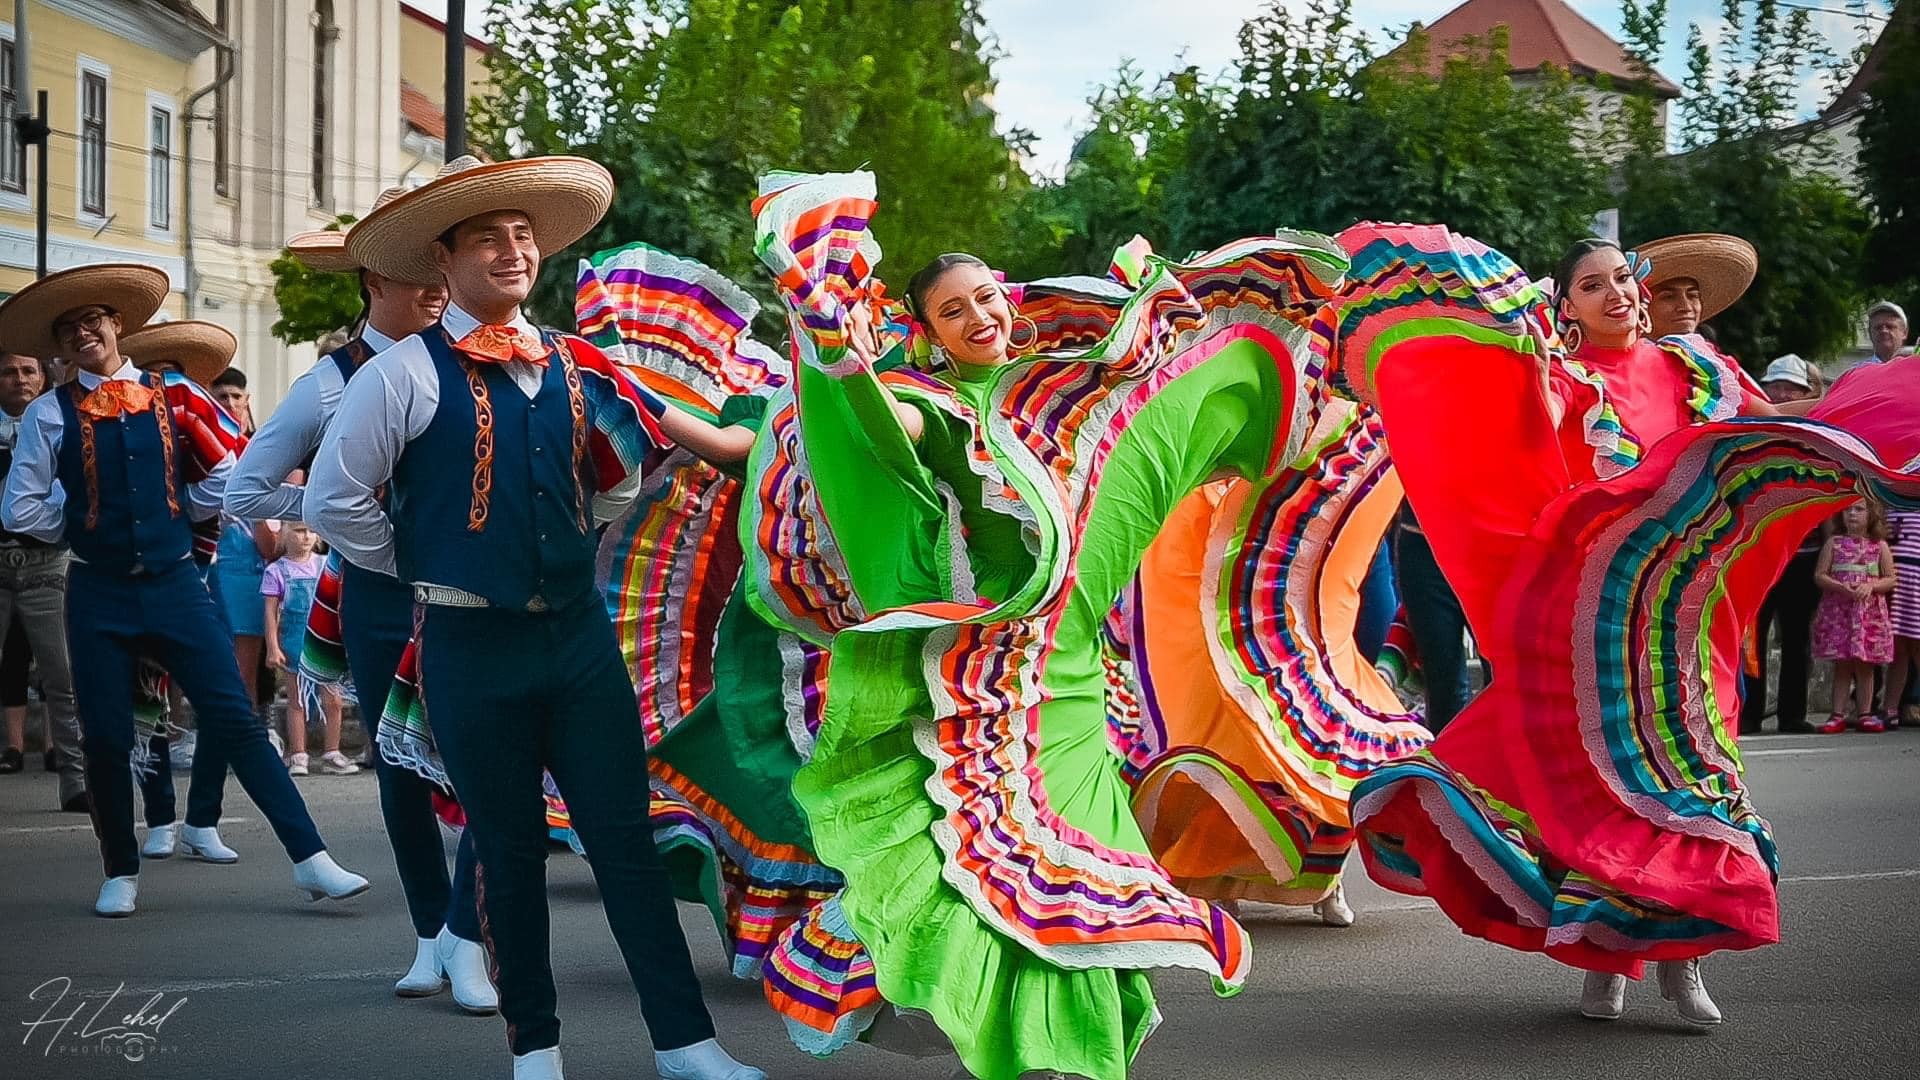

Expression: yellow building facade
xmin=2 ymin=1 xmax=491 ymax=410
xmin=0 ymin=1 xmax=220 ymax=314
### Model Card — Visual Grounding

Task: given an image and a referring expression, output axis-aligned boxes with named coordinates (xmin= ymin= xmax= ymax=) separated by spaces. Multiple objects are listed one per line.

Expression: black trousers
xmin=1741 ymin=550 xmax=1820 ymax=733
xmin=417 ymin=599 xmax=713 ymax=1056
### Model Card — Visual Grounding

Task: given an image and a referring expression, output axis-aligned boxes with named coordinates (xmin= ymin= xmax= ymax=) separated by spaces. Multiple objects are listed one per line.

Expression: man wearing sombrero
xmin=116 ymin=318 xmax=251 ymax=859
xmin=307 ymin=157 xmax=762 ymax=1080
xmin=226 ymin=199 xmax=497 ymax=1014
xmin=0 ymin=264 xmax=370 ymax=917
xmin=1638 ymin=233 xmax=1757 ymax=341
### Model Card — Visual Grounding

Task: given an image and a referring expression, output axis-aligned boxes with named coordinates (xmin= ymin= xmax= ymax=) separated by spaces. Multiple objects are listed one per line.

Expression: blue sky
xmin=411 ymin=0 xmax=1892 ymax=176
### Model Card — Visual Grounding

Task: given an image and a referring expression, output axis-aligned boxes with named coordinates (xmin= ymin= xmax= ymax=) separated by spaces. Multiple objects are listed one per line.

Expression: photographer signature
xmin=20 ymin=977 xmax=187 ymax=1062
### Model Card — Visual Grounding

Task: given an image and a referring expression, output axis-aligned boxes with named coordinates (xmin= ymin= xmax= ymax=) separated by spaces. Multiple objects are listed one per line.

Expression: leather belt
xmin=0 ymin=546 xmax=61 ymax=568
xmin=412 ymin=583 xmax=551 ymax=613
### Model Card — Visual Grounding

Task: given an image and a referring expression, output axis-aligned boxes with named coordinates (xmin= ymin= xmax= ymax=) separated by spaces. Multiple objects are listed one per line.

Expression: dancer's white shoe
xmin=95 ymin=875 xmax=138 ymax=918
xmin=394 ymin=936 xmax=445 ymax=998
xmin=291 ymin=851 xmax=370 ymax=902
xmin=1313 ymin=882 xmax=1356 ymax=927
xmin=655 ymin=1039 xmax=766 ymax=1080
xmin=141 ymin=823 xmax=178 ymax=859
xmin=1579 ymin=971 xmax=1627 ymax=1020
xmin=1657 ymin=959 xmax=1723 ymax=1025
xmin=512 ymin=1047 xmax=562 ymax=1080
xmin=436 ymin=928 xmax=498 ymax=1014
xmin=180 ymin=824 xmax=238 ymax=863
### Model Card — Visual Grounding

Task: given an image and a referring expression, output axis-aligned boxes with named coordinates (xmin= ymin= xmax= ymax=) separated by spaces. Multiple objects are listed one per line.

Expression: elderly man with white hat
xmin=0 ymin=264 xmax=369 ymax=917
xmin=306 ymin=156 xmax=762 ymax=1080
xmin=224 ymin=198 xmax=498 ymax=1014
xmin=1866 ymin=300 xmax=1911 ymax=364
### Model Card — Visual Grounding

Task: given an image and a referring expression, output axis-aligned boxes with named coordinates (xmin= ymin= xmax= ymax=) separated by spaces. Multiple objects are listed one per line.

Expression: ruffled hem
xmin=1353 ymin=758 xmax=1772 ymax=975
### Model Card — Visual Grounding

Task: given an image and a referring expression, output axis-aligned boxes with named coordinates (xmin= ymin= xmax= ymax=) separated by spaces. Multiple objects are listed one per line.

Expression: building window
xmin=213 ymin=0 xmax=230 ymax=197
xmin=148 ymin=106 xmax=171 ymax=230
xmin=80 ymin=71 xmax=106 ymax=217
xmin=311 ymin=0 xmax=335 ymax=208
xmin=0 ymin=37 xmax=23 ymax=194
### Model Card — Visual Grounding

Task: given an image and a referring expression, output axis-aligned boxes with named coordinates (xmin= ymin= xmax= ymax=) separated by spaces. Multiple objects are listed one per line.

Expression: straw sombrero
xmin=345 ymin=156 xmax=613 ymax=287
xmin=1636 ymin=234 xmax=1758 ymax=322
xmin=287 ymin=186 xmax=424 ymax=277
xmin=0 ymin=263 xmax=170 ymax=357
xmin=286 ymin=229 xmax=357 ymax=274
xmin=120 ymin=320 xmax=237 ymax=388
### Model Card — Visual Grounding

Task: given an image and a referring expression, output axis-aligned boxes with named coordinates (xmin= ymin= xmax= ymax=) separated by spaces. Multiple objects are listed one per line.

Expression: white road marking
xmin=1782 ymin=869 xmax=1920 ymax=884
xmin=1744 ymin=747 xmax=1844 ymax=757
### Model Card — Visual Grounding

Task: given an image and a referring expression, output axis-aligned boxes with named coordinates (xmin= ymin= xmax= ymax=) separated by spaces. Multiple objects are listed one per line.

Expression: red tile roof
xmin=1379 ymin=0 xmax=1681 ymax=97
xmin=401 ymin=80 xmax=445 ymax=141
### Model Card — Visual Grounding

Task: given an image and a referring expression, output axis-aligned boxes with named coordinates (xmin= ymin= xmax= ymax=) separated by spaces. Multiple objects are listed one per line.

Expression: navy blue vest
xmin=391 ymin=325 xmax=598 ymax=611
xmin=55 ymin=374 xmax=192 ymax=574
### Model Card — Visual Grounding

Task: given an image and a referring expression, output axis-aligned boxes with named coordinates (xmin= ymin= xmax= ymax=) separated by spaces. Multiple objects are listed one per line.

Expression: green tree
xmin=474 ymin=0 xmax=1030 ymax=328
xmin=1857 ymin=4 xmax=1920 ymax=313
xmin=268 ymin=215 xmax=360 ymax=345
xmin=1123 ymin=0 xmax=1605 ymax=273
xmin=1616 ymin=0 xmax=1872 ymax=363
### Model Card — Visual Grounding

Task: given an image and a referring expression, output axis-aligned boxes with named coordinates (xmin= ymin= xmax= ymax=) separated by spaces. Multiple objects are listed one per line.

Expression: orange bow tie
xmin=77 ymin=380 xmax=159 ymax=420
xmin=455 ymin=324 xmax=548 ymax=367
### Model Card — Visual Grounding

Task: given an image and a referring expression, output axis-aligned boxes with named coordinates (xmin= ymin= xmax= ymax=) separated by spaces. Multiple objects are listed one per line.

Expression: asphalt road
xmin=1 ymin=732 xmax=1914 ymax=1080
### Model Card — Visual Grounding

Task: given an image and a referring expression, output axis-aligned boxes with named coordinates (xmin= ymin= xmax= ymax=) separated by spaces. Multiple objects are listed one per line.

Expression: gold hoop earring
xmin=1637 ymin=306 xmax=1653 ymax=338
xmin=1008 ymin=313 xmax=1040 ymax=355
xmin=1562 ymin=320 xmax=1584 ymax=354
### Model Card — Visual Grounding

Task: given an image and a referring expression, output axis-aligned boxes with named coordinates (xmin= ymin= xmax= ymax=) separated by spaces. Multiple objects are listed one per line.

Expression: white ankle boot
xmin=95 ymin=875 xmax=139 ymax=917
xmin=142 ymin=823 xmax=178 ymax=859
xmin=436 ymin=928 xmax=498 ymax=1014
xmin=1313 ymin=882 xmax=1356 ymax=927
xmin=395 ymin=936 xmax=445 ymax=997
xmin=655 ymin=1039 xmax=766 ymax=1080
xmin=1657 ymin=959 xmax=1723 ymax=1025
xmin=181 ymin=824 xmax=238 ymax=863
xmin=291 ymin=851 xmax=370 ymax=902
xmin=513 ymin=1047 xmax=563 ymax=1080
xmin=1579 ymin=970 xmax=1627 ymax=1020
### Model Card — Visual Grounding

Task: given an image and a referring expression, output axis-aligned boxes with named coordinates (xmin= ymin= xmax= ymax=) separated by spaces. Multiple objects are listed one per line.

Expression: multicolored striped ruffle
xmin=762 ymin=895 xmax=882 ymax=1056
xmin=597 ymin=459 xmax=741 ymax=748
xmin=1118 ymin=404 xmax=1428 ymax=905
xmin=297 ymin=551 xmax=353 ymax=699
xmin=576 ymin=241 xmax=788 ymax=406
xmin=648 ymin=759 xmax=842 ymax=979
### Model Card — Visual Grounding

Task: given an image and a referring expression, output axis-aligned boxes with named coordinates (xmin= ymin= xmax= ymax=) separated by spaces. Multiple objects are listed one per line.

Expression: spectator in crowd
xmin=0 ymin=352 xmax=83 ymax=806
xmin=1741 ymin=355 xmax=1827 ymax=735
xmin=1865 ymin=301 xmax=1911 ymax=364
xmin=262 ymin=522 xmax=355 ymax=776
xmin=1883 ymin=508 xmax=1920 ymax=730
xmin=210 ymin=365 xmax=253 ymax=432
xmin=1813 ymin=500 xmax=1898 ymax=733
xmin=0 ymin=616 xmax=31 ymax=770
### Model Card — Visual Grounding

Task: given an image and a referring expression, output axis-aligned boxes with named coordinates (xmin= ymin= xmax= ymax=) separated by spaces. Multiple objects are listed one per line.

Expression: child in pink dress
xmin=262 ymin=524 xmax=356 ymax=774
xmin=1812 ymin=500 xmax=1898 ymax=733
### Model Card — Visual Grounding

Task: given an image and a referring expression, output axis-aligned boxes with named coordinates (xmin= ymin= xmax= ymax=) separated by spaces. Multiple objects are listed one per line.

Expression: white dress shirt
xmin=224 ymin=325 xmax=399 ymax=523
xmin=308 ymin=303 xmax=580 ymax=579
xmin=0 ymin=360 xmax=231 ymax=544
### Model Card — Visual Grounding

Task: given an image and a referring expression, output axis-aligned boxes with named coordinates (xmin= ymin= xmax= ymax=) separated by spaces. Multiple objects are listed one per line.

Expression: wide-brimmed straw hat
xmin=0 ymin=263 xmax=171 ymax=357
xmin=287 ymin=186 xmax=424 ymax=278
xmin=1636 ymin=234 xmax=1758 ymax=323
xmin=120 ymin=320 xmax=237 ymax=388
xmin=345 ymin=155 xmax=613 ymax=287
